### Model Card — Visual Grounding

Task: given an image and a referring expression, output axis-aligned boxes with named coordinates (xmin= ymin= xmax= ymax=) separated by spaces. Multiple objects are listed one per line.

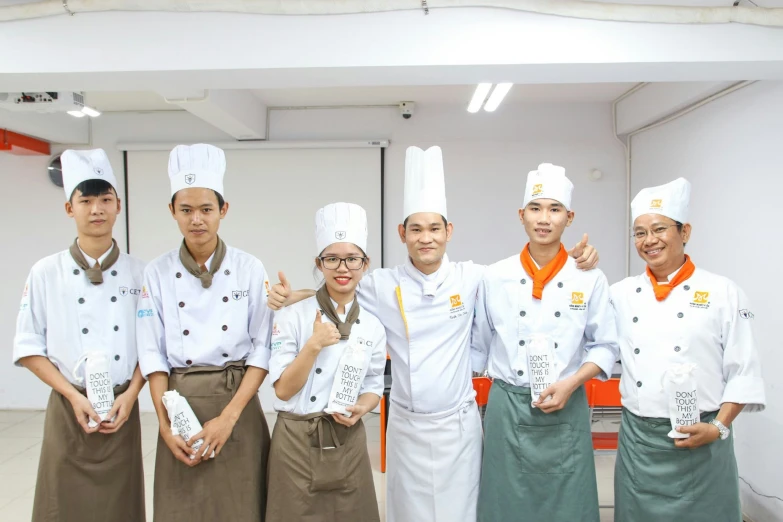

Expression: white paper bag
xmin=324 ymin=339 xmax=368 ymax=418
xmin=73 ymin=351 xmax=115 ymax=428
xmin=162 ymin=390 xmax=215 ymax=459
xmin=663 ymin=363 xmax=700 ymax=439
xmin=527 ymin=335 xmax=558 ymax=407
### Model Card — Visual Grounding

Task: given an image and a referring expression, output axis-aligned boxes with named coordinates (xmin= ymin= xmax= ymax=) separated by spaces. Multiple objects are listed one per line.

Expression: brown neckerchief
xmin=69 ymin=238 xmax=120 ymax=285
xmin=315 ymin=285 xmax=360 ymax=340
xmin=179 ymin=236 xmax=227 ymax=289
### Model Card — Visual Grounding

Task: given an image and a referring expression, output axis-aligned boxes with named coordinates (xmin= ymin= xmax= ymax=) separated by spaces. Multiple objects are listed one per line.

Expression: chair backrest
xmin=585 ymin=378 xmax=622 ymax=408
xmin=473 ymin=377 xmax=492 ymax=406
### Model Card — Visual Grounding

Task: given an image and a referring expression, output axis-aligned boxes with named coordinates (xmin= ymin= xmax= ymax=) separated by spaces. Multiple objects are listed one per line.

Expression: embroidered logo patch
xmin=94 ymin=167 xmax=104 ymax=177
xmin=532 ymin=184 xmax=544 ymax=196
xmin=22 ymin=284 xmax=28 ymax=298
xmin=119 ymin=286 xmax=128 ymax=296
xmin=185 ymin=173 xmax=196 ymax=185
xmin=650 ymin=199 xmax=663 ymax=209
xmin=335 ymin=231 xmax=347 ymax=240
xmin=690 ymin=291 xmax=710 ymax=309
xmin=232 ymin=290 xmax=249 ymax=301
xmin=569 ymin=291 xmax=587 ymax=311
xmin=141 ymin=286 xmax=150 ymax=299
xmin=449 ymin=294 xmax=467 ymax=320
xmin=137 ymin=309 xmax=154 ymax=318
xmin=272 ymin=323 xmax=280 ymax=336
xmin=739 ymin=309 xmax=754 ymax=319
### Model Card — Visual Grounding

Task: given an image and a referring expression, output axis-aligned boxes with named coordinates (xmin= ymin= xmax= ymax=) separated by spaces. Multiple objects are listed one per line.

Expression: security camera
xmin=399 ymin=101 xmax=415 ymax=119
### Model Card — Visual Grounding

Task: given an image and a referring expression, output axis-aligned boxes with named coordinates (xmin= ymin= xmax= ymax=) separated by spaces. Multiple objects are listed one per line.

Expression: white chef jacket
xmin=136 ymin=246 xmax=273 ymax=377
xmin=269 ymin=296 xmax=386 ymax=414
xmin=14 ymin=246 xmax=146 ymax=386
xmin=610 ymin=266 xmax=766 ymax=417
xmin=357 ymin=255 xmax=485 ymax=414
xmin=472 ymin=254 xmax=619 ymax=386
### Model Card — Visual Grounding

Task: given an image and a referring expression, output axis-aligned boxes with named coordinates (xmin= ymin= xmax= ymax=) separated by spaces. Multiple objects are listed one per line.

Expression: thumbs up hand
xmin=267 ymin=271 xmax=292 ymax=311
xmin=309 ymin=310 xmax=341 ymax=351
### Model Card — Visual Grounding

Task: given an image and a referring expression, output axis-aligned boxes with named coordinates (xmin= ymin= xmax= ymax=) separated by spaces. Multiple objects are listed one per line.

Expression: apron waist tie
xmin=171 ymin=360 xmax=247 ymax=397
xmin=277 ymin=412 xmax=342 ymax=462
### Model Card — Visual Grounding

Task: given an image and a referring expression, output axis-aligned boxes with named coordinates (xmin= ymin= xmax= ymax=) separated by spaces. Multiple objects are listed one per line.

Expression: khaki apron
xmin=266 ymin=411 xmax=379 ymax=522
xmin=153 ymin=361 xmax=270 ymax=522
xmin=33 ymin=381 xmax=145 ymax=522
xmin=478 ymin=380 xmax=599 ymax=522
xmin=614 ymin=408 xmax=741 ymax=522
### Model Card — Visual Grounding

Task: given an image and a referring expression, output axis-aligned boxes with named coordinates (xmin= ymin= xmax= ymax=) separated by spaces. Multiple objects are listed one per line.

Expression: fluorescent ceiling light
xmin=467 ymin=83 xmax=492 ymax=113
xmin=483 ymin=83 xmax=513 ymax=112
xmin=81 ymin=106 xmax=101 ymax=117
xmin=67 ymin=110 xmax=86 ymax=118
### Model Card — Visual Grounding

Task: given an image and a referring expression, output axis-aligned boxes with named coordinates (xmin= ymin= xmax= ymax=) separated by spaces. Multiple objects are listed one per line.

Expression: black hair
xmin=675 ymin=221 xmax=683 ymax=233
xmin=170 ymin=190 xmax=225 ymax=211
xmin=402 ymin=215 xmax=448 ymax=229
xmin=69 ymin=179 xmax=116 ymax=202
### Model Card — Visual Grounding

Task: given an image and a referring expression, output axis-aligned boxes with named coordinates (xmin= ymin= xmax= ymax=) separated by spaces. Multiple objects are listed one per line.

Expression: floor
xmin=0 ymin=410 xmax=620 ymax=521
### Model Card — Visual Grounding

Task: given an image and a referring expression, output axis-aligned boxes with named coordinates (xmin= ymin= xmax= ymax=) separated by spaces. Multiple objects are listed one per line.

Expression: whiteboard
xmin=126 ymin=147 xmax=383 ymax=411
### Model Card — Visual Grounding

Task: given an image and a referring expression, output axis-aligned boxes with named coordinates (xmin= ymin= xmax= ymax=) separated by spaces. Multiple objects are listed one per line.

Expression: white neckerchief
xmin=77 ymin=239 xmax=114 ymax=267
xmin=403 ymin=254 xmax=452 ymax=299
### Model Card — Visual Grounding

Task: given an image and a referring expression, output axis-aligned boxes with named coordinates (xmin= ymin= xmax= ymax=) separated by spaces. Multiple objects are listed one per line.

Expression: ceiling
xmin=2 ymin=0 xmax=783 ymax=7
xmin=84 ymin=83 xmax=638 ymax=113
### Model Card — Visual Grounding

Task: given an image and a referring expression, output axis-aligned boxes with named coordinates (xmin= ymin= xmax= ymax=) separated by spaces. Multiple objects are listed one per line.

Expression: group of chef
xmin=13 ymin=139 xmax=765 ymax=522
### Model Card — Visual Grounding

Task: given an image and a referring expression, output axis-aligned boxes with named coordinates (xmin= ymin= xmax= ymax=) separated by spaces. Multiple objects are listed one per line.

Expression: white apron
xmin=386 ymin=398 xmax=483 ymax=522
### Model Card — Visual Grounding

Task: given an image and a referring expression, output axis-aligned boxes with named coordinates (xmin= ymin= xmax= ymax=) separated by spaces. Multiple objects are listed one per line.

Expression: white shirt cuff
xmin=721 ymin=375 xmax=766 ymax=413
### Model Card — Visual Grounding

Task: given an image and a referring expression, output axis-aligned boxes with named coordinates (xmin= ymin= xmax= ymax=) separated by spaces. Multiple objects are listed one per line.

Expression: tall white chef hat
xmin=61 ymin=148 xmax=118 ymax=200
xmin=315 ymin=202 xmax=368 ymax=255
xmin=631 ymin=177 xmax=691 ymax=224
xmin=168 ymin=144 xmax=226 ymax=197
xmin=403 ymin=146 xmax=448 ymax=220
xmin=522 ymin=163 xmax=574 ymax=211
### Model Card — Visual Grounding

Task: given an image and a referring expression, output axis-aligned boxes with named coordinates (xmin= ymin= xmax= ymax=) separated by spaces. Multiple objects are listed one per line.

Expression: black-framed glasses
xmin=319 ymin=256 xmax=367 ymax=270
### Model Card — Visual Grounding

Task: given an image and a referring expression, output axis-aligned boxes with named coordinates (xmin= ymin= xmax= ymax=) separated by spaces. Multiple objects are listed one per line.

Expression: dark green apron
xmin=478 ymin=380 xmax=599 ymax=522
xmin=614 ymin=408 xmax=741 ymax=522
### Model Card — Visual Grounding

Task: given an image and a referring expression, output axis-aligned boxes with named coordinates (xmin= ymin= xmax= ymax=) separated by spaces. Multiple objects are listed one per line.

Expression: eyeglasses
xmin=632 ymin=224 xmax=677 ymax=242
xmin=319 ymin=256 xmax=367 ymax=270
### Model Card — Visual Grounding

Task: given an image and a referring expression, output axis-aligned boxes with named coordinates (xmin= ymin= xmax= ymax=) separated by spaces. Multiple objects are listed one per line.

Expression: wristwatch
xmin=710 ymin=419 xmax=730 ymax=440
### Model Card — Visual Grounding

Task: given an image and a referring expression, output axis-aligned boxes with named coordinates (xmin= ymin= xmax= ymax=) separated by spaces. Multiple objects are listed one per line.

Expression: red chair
xmin=585 ymin=377 xmax=622 ymax=452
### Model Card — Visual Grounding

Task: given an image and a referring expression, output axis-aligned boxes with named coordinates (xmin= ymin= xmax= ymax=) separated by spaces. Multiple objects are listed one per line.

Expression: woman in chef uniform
xmin=14 ymin=149 xmax=147 ymax=522
xmin=472 ymin=163 xmax=619 ymax=522
xmin=610 ymin=178 xmax=766 ymax=521
xmin=136 ymin=144 xmax=274 ymax=522
xmin=266 ymin=202 xmax=386 ymax=522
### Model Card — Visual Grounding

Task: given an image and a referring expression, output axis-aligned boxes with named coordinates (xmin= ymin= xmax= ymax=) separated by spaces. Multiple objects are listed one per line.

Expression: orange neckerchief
xmin=646 ymin=255 xmax=696 ymax=302
xmin=520 ymin=243 xmax=569 ymax=300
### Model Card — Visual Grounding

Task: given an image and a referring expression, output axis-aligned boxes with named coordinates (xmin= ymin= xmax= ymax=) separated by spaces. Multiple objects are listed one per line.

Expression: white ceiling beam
xmin=615 ymin=81 xmax=737 ymax=136
xmin=158 ymin=89 xmax=267 ymax=140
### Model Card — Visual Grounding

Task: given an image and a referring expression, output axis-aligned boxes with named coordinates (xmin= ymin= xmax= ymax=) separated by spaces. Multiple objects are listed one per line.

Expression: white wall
xmin=270 ymin=103 xmax=628 ymax=282
xmin=0 ymin=101 xmax=627 ymax=411
xmin=630 ymin=81 xmax=783 ymax=522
